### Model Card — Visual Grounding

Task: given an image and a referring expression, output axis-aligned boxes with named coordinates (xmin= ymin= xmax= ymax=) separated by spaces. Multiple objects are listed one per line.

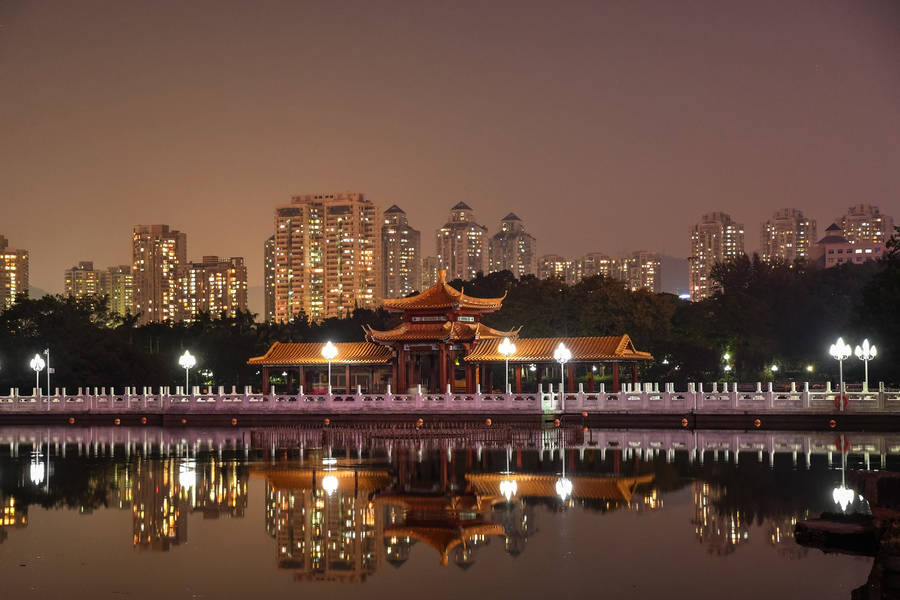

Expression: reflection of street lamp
xmin=832 ymin=433 xmax=854 ymax=513
xmin=321 ymin=341 xmax=338 ymax=394
xmin=29 ymin=451 xmax=46 ymax=486
xmin=498 ymin=337 xmax=516 ymax=394
xmin=321 ymin=455 xmax=338 ymax=496
xmin=556 ymin=444 xmax=572 ymax=503
xmin=829 ymin=338 xmax=851 ymax=412
xmin=179 ymin=351 xmax=196 ymax=394
xmin=322 ymin=473 xmax=338 ymax=496
xmin=855 ymin=339 xmax=877 ymax=391
xmin=553 ymin=342 xmax=571 ymax=411
xmin=500 ymin=447 xmax=517 ymax=501
xmin=30 ymin=354 xmax=45 ymax=396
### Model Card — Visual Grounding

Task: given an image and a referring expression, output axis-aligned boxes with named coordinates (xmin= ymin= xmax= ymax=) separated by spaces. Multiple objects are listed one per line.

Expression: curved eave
xmin=464 ymin=335 xmax=654 ymax=363
xmin=247 ymin=341 xmax=393 ymax=366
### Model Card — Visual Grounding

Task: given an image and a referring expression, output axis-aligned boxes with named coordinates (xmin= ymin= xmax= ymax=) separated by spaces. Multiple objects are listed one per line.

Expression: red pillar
xmin=632 ymin=362 xmax=638 ymax=384
xmin=588 ymin=368 xmax=594 ymax=392
xmin=345 ymin=365 xmax=351 ymax=394
xmin=299 ymin=366 xmax=306 ymax=393
xmin=515 ymin=367 xmax=522 ymax=394
xmin=536 ymin=367 xmax=542 ymax=392
xmin=465 ymin=364 xmax=474 ymax=394
xmin=567 ymin=364 xmax=575 ymax=393
xmin=262 ymin=367 xmax=270 ymax=394
xmin=612 ymin=363 xmax=620 ymax=392
xmin=439 ymin=346 xmax=447 ymax=393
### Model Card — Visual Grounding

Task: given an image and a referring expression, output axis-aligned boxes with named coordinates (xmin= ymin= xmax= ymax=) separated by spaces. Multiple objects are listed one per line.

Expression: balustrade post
xmin=879 ymin=381 xmax=886 ymax=410
xmin=802 ymin=382 xmax=810 ymax=409
xmin=766 ymin=382 xmax=774 ymax=409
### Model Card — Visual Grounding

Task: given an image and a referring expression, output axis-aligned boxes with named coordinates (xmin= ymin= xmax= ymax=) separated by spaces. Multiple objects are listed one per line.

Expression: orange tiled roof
xmin=466 ymin=473 xmax=655 ymax=502
xmin=261 ymin=468 xmax=392 ymax=493
xmin=381 ymin=270 xmax=505 ymax=312
xmin=366 ymin=321 xmax=519 ymax=344
xmin=464 ymin=335 xmax=653 ymax=362
xmin=383 ymin=523 xmax=506 ymax=566
xmin=247 ymin=341 xmax=393 ymax=366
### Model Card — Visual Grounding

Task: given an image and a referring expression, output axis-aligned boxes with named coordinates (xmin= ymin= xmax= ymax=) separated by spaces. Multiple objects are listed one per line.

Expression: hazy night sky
xmin=1 ymin=0 xmax=899 ymax=313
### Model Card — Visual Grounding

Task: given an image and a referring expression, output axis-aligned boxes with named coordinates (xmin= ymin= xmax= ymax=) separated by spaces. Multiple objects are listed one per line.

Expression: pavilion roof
xmin=466 ymin=473 xmax=655 ymax=502
xmin=260 ymin=468 xmax=392 ymax=493
xmin=381 ymin=270 xmax=506 ymax=313
xmin=365 ymin=321 xmax=519 ymax=344
xmin=382 ymin=522 xmax=506 ymax=566
xmin=463 ymin=335 xmax=653 ymax=363
xmin=247 ymin=341 xmax=392 ymax=366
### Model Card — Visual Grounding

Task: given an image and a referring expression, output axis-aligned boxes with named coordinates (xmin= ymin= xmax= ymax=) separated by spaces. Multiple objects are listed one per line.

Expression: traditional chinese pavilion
xmin=248 ymin=270 xmax=653 ymax=394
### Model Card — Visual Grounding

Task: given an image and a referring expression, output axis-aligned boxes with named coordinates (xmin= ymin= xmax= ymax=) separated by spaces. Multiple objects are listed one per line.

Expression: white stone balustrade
xmin=0 ymin=381 xmax=898 ymax=415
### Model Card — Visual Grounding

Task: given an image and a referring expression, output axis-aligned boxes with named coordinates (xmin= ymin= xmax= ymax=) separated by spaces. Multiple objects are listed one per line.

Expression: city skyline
xmin=2 ymin=1 xmax=898 ymax=310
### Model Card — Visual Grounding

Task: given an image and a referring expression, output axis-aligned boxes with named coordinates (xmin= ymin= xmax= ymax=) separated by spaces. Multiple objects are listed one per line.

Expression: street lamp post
xmin=553 ymin=342 xmax=572 ymax=412
xmin=498 ymin=337 xmax=516 ymax=395
xmin=30 ymin=354 xmax=45 ymax=397
xmin=43 ymin=348 xmax=51 ymax=395
xmin=829 ymin=338 xmax=852 ymax=412
xmin=854 ymin=339 xmax=877 ymax=392
xmin=321 ymin=341 xmax=338 ymax=394
xmin=178 ymin=350 xmax=196 ymax=395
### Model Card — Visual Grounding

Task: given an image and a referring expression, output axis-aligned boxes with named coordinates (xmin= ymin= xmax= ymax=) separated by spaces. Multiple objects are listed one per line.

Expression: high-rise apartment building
xmin=836 ymin=204 xmax=894 ymax=245
xmin=64 ymin=261 xmax=101 ymax=299
xmin=132 ymin=225 xmax=188 ymax=323
xmin=489 ymin=213 xmax=537 ymax=278
xmin=381 ymin=205 xmax=421 ymax=299
xmin=422 ymin=256 xmax=439 ymax=288
xmin=100 ymin=266 xmax=134 ymax=316
xmin=761 ymin=208 xmax=817 ymax=265
xmin=177 ymin=256 xmax=248 ymax=321
xmin=689 ymin=212 xmax=745 ymax=301
xmin=0 ymin=235 xmax=28 ymax=310
xmin=264 ymin=235 xmax=276 ymax=322
xmin=273 ymin=193 xmax=379 ymax=322
xmin=436 ymin=202 xmax=488 ymax=281
xmin=538 ymin=254 xmax=578 ymax=285
xmin=619 ymin=251 xmax=661 ymax=293
xmin=64 ymin=262 xmax=133 ymax=314
xmin=580 ymin=253 xmax=615 ymax=279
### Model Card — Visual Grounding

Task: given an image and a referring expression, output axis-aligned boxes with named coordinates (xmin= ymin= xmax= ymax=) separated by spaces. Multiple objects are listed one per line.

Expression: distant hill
xmin=659 ymin=255 xmax=689 ymax=296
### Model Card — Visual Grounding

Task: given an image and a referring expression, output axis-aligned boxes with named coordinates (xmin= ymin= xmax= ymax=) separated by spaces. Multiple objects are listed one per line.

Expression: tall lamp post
xmin=554 ymin=342 xmax=571 ymax=412
xmin=829 ymin=338 xmax=851 ymax=412
xmin=30 ymin=354 xmax=45 ymax=397
xmin=854 ymin=339 xmax=877 ymax=392
xmin=321 ymin=341 xmax=338 ymax=394
xmin=43 ymin=348 xmax=51 ymax=395
xmin=498 ymin=337 xmax=516 ymax=394
xmin=179 ymin=350 xmax=196 ymax=395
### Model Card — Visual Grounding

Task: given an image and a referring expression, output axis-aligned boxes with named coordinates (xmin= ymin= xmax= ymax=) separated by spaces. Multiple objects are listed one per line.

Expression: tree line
xmin=1 ymin=228 xmax=898 ymax=391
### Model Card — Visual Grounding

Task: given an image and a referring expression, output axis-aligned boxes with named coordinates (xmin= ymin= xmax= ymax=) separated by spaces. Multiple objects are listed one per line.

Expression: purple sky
xmin=2 ymin=0 xmax=899 ymax=313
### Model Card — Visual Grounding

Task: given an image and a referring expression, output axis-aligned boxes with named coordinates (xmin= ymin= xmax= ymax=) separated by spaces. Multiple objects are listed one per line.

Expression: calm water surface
xmin=0 ymin=425 xmax=882 ymax=599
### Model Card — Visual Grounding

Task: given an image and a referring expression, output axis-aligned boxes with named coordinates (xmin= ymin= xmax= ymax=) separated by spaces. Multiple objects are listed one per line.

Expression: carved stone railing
xmin=0 ymin=381 xmax=896 ymax=415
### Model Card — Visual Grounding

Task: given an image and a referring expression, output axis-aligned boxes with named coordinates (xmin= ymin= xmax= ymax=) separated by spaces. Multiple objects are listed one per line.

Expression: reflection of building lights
xmin=321 ymin=474 xmax=338 ymax=496
xmin=832 ymin=486 xmax=854 ymax=512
